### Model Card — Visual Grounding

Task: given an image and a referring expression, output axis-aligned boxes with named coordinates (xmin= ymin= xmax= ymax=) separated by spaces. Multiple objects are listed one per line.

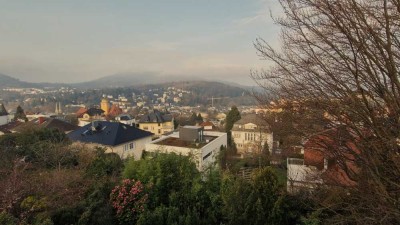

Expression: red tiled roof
xmin=200 ymin=121 xmax=214 ymax=127
xmin=108 ymin=104 xmax=123 ymax=117
xmin=303 ymin=127 xmax=359 ymax=187
xmin=76 ymin=108 xmax=88 ymax=117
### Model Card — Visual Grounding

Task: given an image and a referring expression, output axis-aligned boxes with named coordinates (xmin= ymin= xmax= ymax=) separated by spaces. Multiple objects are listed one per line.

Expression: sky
xmin=0 ymin=0 xmax=282 ymax=86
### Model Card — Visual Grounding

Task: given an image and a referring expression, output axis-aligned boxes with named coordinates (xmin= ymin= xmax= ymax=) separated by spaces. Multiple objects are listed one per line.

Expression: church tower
xmin=55 ymin=102 xmax=63 ymax=115
xmin=55 ymin=102 xmax=59 ymax=114
xmin=58 ymin=102 xmax=62 ymax=114
xmin=101 ymin=98 xmax=110 ymax=115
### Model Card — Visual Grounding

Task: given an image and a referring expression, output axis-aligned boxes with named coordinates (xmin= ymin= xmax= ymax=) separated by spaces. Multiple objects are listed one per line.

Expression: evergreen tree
xmin=224 ymin=106 xmax=241 ymax=132
xmin=189 ymin=112 xmax=198 ymax=125
xmin=196 ymin=113 xmax=203 ymax=123
xmin=14 ymin=105 xmax=27 ymax=122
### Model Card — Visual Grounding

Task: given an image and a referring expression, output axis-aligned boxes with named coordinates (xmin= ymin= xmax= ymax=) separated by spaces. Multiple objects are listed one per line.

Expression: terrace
xmin=156 ymin=135 xmax=217 ymax=149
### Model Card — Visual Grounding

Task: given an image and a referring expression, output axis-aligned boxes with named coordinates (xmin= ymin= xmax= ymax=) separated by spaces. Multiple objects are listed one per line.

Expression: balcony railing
xmin=287 ymin=158 xmax=304 ymax=165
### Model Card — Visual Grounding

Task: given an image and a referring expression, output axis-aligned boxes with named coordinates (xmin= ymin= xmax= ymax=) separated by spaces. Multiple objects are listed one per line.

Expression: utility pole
xmin=207 ymin=96 xmax=228 ymax=108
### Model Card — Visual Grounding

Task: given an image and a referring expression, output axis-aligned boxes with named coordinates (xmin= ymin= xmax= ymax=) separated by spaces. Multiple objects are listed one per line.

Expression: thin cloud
xmin=233 ymin=14 xmax=267 ymax=26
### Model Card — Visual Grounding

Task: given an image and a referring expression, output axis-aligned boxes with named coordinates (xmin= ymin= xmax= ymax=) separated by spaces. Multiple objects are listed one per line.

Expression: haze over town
xmin=0 ymin=0 xmax=281 ymax=85
xmin=2 ymin=1 xmax=397 ymax=224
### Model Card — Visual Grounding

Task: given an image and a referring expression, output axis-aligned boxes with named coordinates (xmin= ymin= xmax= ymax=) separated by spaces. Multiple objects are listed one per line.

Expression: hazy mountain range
xmin=0 ymin=73 xmax=262 ymax=92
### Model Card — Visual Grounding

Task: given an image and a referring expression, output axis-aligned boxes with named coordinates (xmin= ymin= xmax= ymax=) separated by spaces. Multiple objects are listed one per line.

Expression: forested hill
xmin=0 ymin=73 xmax=34 ymax=88
xmin=0 ymin=73 xmax=249 ymax=99
xmin=0 ymin=74 xmax=66 ymax=89
xmin=137 ymin=81 xmax=247 ymax=98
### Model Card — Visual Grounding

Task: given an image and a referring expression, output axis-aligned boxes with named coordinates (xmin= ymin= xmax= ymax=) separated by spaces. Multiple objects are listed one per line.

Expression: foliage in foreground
xmin=0 ymin=128 xmax=310 ymax=225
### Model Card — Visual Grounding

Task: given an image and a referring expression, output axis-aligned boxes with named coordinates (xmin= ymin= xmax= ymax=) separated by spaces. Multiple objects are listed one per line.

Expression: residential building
xmin=13 ymin=117 xmax=79 ymax=134
xmin=231 ymin=114 xmax=273 ymax=156
xmin=145 ymin=126 xmax=227 ymax=171
xmin=287 ymin=128 xmax=357 ymax=193
xmin=199 ymin=121 xmax=217 ymax=131
xmin=68 ymin=121 xmax=154 ymax=160
xmin=115 ymin=114 xmax=136 ymax=126
xmin=138 ymin=110 xmax=174 ymax=136
xmin=76 ymin=107 xmax=105 ymax=126
xmin=0 ymin=121 xmax=22 ymax=136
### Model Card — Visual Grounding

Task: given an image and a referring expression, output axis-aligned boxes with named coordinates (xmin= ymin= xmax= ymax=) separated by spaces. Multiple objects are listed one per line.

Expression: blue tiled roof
xmin=67 ymin=121 xmax=153 ymax=146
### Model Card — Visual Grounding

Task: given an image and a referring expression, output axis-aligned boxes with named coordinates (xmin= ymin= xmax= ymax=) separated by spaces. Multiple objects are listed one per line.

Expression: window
xmin=129 ymin=143 xmax=135 ymax=149
xmin=143 ymin=126 xmax=148 ymax=130
xmin=203 ymin=152 xmax=212 ymax=160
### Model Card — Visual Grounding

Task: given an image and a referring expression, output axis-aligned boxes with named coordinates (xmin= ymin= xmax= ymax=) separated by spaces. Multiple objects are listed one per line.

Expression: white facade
xmin=146 ymin=131 xmax=227 ymax=171
xmin=231 ymin=123 xmax=273 ymax=155
xmin=0 ymin=115 xmax=8 ymax=126
xmin=107 ymin=136 xmax=153 ymax=160
xmin=76 ymin=136 xmax=152 ymax=160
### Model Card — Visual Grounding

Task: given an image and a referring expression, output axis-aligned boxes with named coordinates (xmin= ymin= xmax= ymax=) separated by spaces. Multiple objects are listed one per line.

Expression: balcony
xmin=287 ymin=158 xmax=304 ymax=165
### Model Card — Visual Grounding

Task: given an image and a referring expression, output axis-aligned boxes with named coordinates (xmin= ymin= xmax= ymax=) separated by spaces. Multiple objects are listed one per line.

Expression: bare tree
xmin=253 ymin=0 xmax=400 ymax=224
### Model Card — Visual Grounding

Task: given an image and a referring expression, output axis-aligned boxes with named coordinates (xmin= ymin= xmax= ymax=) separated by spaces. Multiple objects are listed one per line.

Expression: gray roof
xmin=232 ymin=114 xmax=271 ymax=132
xmin=12 ymin=118 xmax=79 ymax=133
xmin=68 ymin=121 xmax=153 ymax=146
xmin=116 ymin=114 xmax=132 ymax=121
xmin=40 ymin=118 xmax=79 ymax=132
xmin=86 ymin=108 xmax=104 ymax=116
xmin=139 ymin=110 xmax=173 ymax=123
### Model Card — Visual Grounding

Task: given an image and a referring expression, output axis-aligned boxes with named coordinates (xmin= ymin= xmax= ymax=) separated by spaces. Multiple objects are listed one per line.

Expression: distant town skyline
xmin=0 ymin=0 xmax=281 ymax=86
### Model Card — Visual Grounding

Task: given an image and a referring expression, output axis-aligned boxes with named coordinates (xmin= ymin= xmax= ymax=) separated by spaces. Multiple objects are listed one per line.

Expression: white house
xmin=145 ymin=126 xmax=227 ymax=171
xmin=231 ymin=114 xmax=273 ymax=156
xmin=68 ymin=121 xmax=154 ymax=160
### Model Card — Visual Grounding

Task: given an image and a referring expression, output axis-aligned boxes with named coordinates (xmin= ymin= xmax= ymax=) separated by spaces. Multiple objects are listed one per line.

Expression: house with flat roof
xmin=68 ymin=121 xmax=154 ymax=159
xmin=145 ymin=126 xmax=227 ymax=171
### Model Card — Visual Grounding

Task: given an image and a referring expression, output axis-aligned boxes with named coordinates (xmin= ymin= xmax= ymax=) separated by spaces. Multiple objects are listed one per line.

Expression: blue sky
xmin=0 ymin=0 xmax=282 ymax=85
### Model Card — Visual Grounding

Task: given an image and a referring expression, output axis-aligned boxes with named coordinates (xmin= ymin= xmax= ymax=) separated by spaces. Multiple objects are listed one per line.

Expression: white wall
xmin=107 ymin=136 xmax=153 ymax=160
xmin=0 ymin=115 xmax=8 ymax=126
xmin=232 ymin=129 xmax=273 ymax=154
xmin=71 ymin=136 xmax=153 ymax=160
xmin=200 ymin=131 xmax=227 ymax=170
